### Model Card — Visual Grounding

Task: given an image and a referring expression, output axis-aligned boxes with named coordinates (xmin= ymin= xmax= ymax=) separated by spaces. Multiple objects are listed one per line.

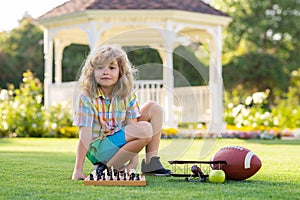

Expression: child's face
xmin=94 ymin=60 xmax=120 ymax=91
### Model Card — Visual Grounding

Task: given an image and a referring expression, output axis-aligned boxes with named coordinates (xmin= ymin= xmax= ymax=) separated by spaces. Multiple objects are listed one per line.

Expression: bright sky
xmin=0 ymin=0 xmax=69 ymax=31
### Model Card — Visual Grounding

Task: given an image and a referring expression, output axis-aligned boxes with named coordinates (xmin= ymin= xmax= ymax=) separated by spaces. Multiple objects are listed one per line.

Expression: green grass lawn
xmin=0 ymin=138 xmax=299 ymax=200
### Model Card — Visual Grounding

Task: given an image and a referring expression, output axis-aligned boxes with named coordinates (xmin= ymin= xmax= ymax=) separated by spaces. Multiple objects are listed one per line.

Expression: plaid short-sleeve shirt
xmin=73 ymin=89 xmax=141 ymax=139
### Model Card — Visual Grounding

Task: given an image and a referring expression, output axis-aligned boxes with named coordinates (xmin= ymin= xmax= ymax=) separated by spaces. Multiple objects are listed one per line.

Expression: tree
xmin=211 ymin=0 xmax=300 ymax=99
xmin=0 ymin=16 xmax=44 ymax=88
xmin=223 ymin=48 xmax=288 ymax=98
xmin=0 ymin=17 xmax=92 ymax=88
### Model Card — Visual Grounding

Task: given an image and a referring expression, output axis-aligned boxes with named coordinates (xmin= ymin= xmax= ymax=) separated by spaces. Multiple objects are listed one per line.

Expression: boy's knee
xmin=149 ymin=102 xmax=163 ymax=115
xmin=144 ymin=101 xmax=163 ymax=117
xmin=137 ymin=121 xmax=153 ymax=139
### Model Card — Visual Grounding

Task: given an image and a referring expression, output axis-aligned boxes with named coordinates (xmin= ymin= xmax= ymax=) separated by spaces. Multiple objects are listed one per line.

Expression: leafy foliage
xmin=0 ymin=18 xmax=90 ymax=88
xmin=223 ymin=51 xmax=288 ymax=98
xmin=271 ymin=69 xmax=300 ymax=128
xmin=0 ymin=70 xmax=78 ymax=138
xmin=225 ymin=89 xmax=275 ymax=127
xmin=213 ymin=0 xmax=300 ymax=57
xmin=212 ymin=0 xmax=300 ymax=99
xmin=0 ymin=17 xmax=43 ymax=88
xmin=225 ymin=69 xmax=300 ymax=129
xmin=0 ymin=70 xmax=45 ymax=137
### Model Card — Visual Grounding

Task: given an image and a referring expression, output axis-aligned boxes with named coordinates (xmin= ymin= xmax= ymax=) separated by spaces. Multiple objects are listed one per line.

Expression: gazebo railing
xmin=134 ymin=80 xmax=164 ymax=105
xmin=134 ymin=80 xmax=211 ymax=123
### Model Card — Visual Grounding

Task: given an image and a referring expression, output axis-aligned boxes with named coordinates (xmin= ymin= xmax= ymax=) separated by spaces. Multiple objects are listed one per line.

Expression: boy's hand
xmin=72 ymin=170 xmax=87 ymax=180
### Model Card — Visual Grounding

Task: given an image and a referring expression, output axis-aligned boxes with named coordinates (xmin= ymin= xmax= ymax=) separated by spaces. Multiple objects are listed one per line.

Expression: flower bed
xmin=161 ymin=125 xmax=300 ymax=140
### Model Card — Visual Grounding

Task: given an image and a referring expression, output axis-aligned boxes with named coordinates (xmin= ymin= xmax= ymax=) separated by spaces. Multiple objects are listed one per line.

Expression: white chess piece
xmin=111 ymin=166 xmax=114 ymax=177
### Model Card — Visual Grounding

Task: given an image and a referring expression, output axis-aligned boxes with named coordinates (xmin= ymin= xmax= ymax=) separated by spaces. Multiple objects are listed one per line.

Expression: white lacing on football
xmin=244 ymin=151 xmax=254 ymax=169
xmin=221 ymin=146 xmax=244 ymax=151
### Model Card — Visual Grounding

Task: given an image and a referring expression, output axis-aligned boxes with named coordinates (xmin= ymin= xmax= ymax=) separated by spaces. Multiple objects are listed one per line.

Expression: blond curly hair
xmin=78 ymin=45 xmax=136 ymax=99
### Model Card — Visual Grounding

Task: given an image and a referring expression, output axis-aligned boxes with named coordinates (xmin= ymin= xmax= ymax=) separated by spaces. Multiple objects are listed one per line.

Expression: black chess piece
xmin=129 ymin=173 xmax=135 ymax=180
xmin=89 ymin=173 xmax=94 ymax=181
xmin=96 ymin=163 xmax=107 ymax=180
xmin=96 ymin=175 xmax=101 ymax=181
xmin=117 ymin=172 xmax=120 ymax=180
xmin=135 ymin=173 xmax=140 ymax=181
xmin=123 ymin=172 xmax=127 ymax=180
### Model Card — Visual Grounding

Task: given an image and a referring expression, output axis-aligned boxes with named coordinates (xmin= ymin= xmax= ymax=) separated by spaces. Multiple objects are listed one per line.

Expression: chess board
xmin=84 ymin=173 xmax=146 ymax=186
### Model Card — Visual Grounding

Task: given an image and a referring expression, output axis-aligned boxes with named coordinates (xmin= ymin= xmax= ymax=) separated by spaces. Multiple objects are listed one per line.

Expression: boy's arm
xmin=72 ymin=126 xmax=92 ymax=180
xmin=124 ymin=118 xmax=138 ymax=125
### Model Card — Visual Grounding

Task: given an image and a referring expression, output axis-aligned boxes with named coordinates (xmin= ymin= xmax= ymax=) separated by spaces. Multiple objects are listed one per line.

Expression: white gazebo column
xmin=83 ymin=21 xmax=112 ymax=50
xmin=86 ymin=21 xmax=98 ymax=50
xmin=208 ymin=26 xmax=225 ymax=134
xmin=159 ymin=25 xmax=177 ymax=128
xmin=43 ymin=29 xmax=54 ymax=107
xmin=54 ymin=39 xmax=71 ymax=84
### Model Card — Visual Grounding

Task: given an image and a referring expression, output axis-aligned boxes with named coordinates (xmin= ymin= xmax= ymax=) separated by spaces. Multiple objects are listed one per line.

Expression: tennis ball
xmin=209 ymin=170 xmax=226 ymax=183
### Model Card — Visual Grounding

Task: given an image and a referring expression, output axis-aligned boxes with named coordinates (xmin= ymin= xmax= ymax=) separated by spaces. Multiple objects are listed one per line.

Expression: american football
xmin=210 ymin=146 xmax=262 ymax=180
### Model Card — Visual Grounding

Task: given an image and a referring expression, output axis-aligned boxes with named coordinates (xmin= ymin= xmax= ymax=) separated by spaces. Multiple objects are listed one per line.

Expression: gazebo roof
xmin=38 ymin=0 xmax=228 ymax=20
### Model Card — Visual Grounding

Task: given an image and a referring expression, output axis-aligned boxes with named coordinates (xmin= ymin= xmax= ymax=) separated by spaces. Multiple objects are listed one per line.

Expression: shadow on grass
xmin=166 ymin=177 xmax=299 ymax=187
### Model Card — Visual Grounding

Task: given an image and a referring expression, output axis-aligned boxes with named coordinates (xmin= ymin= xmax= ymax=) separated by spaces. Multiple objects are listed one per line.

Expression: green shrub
xmin=271 ymin=102 xmax=300 ymax=128
xmin=44 ymin=102 xmax=78 ymax=138
xmin=177 ymin=122 xmax=206 ymax=130
xmin=271 ymin=69 xmax=300 ymax=128
xmin=225 ymin=70 xmax=300 ymax=130
xmin=0 ymin=86 xmax=15 ymax=137
xmin=0 ymin=70 xmax=46 ymax=137
xmin=0 ymin=70 xmax=77 ymax=138
xmin=225 ymin=90 xmax=276 ymax=128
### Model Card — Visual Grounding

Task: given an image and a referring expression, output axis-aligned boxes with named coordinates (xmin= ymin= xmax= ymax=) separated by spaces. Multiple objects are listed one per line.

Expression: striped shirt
xmin=73 ymin=89 xmax=141 ymax=139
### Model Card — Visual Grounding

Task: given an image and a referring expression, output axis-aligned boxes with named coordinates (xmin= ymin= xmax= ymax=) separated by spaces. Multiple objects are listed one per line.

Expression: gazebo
xmin=37 ymin=0 xmax=231 ymax=131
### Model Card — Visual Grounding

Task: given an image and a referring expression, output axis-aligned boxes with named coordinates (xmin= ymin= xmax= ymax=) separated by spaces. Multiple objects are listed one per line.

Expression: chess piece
xmin=136 ymin=173 xmax=140 ymax=181
xmin=102 ymin=169 xmax=107 ymax=181
xmin=123 ymin=169 xmax=127 ymax=180
xmin=116 ymin=171 xmax=120 ymax=180
xmin=105 ymin=169 xmax=108 ymax=180
xmin=89 ymin=173 xmax=94 ymax=181
xmin=110 ymin=166 xmax=114 ymax=180
xmin=129 ymin=169 xmax=136 ymax=180
xmin=129 ymin=173 xmax=134 ymax=180
xmin=96 ymin=163 xmax=106 ymax=180
xmin=111 ymin=166 xmax=114 ymax=176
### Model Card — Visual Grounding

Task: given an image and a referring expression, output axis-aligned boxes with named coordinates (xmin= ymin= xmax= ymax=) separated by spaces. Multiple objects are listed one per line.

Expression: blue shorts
xmin=86 ymin=127 xmax=127 ymax=165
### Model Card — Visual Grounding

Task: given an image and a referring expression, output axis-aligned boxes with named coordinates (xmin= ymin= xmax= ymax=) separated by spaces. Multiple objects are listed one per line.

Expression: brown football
xmin=210 ymin=146 xmax=262 ymax=180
